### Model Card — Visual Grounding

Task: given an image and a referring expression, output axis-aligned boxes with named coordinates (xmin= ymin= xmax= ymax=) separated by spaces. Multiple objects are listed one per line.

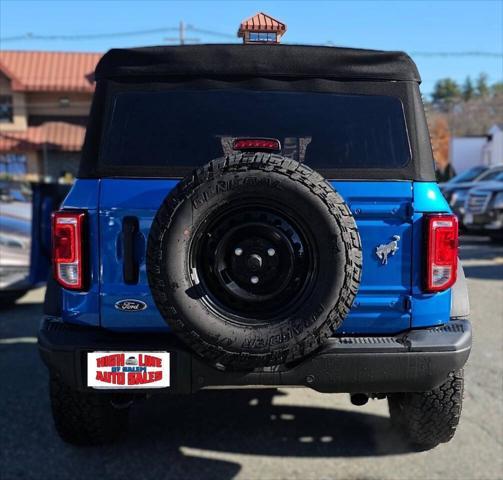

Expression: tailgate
xmin=99 ymin=179 xmax=413 ymax=334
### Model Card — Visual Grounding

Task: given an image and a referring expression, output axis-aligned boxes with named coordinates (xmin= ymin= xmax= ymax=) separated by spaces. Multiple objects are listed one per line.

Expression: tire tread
xmin=388 ymin=370 xmax=464 ymax=450
xmin=148 ymin=154 xmax=362 ymax=369
xmin=50 ymin=375 xmax=129 ymax=445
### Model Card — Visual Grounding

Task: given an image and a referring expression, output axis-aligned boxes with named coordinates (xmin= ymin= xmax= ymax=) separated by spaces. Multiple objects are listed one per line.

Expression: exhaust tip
xmin=350 ymin=393 xmax=369 ymax=406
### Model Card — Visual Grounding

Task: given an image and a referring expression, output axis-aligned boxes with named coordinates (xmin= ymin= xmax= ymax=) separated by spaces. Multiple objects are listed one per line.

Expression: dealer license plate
xmin=87 ymin=351 xmax=171 ymax=389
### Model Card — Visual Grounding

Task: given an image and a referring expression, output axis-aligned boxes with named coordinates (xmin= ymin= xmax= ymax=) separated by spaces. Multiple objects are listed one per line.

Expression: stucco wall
xmin=0 ymin=74 xmax=28 ymax=132
xmin=26 ymin=92 xmax=92 ymax=117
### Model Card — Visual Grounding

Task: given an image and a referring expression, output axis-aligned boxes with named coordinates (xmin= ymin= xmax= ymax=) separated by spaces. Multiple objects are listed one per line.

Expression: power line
xmin=0 ymin=25 xmax=238 ymax=43
xmin=164 ymin=21 xmax=199 ymax=45
xmin=1 ymin=26 xmax=502 ymax=59
xmin=186 ymin=25 xmax=236 ymax=39
xmin=0 ymin=27 xmax=179 ymax=42
xmin=320 ymin=43 xmax=502 ymax=58
xmin=410 ymin=51 xmax=503 ymax=58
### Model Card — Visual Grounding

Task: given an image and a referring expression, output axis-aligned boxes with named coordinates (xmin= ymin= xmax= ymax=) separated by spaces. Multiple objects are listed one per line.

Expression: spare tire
xmin=147 ymin=153 xmax=362 ymax=369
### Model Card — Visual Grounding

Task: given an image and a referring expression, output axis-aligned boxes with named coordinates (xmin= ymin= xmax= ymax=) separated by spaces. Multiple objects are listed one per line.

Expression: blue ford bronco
xmin=38 ymin=44 xmax=471 ymax=449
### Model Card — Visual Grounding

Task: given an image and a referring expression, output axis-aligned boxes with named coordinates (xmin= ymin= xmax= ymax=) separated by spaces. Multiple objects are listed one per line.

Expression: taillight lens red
xmin=52 ymin=211 xmax=86 ymax=290
xmin=232 ymin=138 xmax=281 ymax=152
xmin=425 ymin=214 xmax=458 ymax=292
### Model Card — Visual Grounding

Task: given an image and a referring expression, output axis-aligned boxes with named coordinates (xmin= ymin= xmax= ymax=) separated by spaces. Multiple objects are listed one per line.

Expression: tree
xmin=428 ymin=114 xmax=450 ymax=171
xmin=462 ymin=76 xmax=475 ymax=101
xmin=432 ymin=78 xmax=461 ymax=106
xmin=428 ymin=74 xmax=503 ymax=136
xmin=492 ymin=82 xmax=503 ymax=96
xmin=476 ymin=73 xmax=490 ymax=97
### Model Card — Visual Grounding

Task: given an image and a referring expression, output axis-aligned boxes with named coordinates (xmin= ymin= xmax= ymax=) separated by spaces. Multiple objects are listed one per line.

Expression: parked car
xmin=0 ymin=181 xmax=32 ymax=306
xmin=38 ymin=44 xmax=471 ymax=450
xmin=464 ymin=171 xmax=503 ymax=241
xmin=0 ymin=181 xmax=70 ymax=308
xmin=441 ymin=165 xmax=503 ymax=225
xmin=441 ymin=165 xmax=489 ymax=186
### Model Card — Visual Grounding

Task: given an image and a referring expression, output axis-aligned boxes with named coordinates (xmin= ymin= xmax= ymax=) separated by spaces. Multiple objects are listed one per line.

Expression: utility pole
xmin=164 ymin=21 xmax=199 ymax=45
xmin=179 ymin=20 xmax=185 ymax=45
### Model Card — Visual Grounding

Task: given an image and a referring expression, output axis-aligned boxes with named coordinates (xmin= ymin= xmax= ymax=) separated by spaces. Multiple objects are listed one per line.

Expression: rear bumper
xmin=38 ymin=317 xmax=471 ymax=394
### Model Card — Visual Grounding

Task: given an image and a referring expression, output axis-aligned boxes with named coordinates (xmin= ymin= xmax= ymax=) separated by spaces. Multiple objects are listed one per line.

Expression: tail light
xmin=424 ymin=214 xmax=458 ymax=292
xmin=52 ymin=211 xmax=86 ymax=290
xmin=232 ymin=138 xmax=281 ymax=152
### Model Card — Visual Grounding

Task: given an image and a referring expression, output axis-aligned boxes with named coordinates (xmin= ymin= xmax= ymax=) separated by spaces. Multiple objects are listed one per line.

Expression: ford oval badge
xmin=115 ymin=299 xmax=147 ymax=312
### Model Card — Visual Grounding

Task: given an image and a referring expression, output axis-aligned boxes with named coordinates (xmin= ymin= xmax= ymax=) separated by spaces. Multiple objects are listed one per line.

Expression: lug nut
xmin=234 ymin=248 xmax=243 ymax=256
xmin=250 ymin=276 xmax=259 ymax=284
xmin=267 ymin=248 xmax=276 ymax=256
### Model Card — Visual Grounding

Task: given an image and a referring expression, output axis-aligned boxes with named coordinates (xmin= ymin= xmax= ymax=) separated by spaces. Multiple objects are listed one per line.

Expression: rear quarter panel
xmin=60 ymin=180 xmax=100 ymax=326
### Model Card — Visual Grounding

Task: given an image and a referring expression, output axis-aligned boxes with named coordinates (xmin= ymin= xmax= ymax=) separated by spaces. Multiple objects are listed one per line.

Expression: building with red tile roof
xmin=238 ymin=12 xmax=287 ymax=44
xmin=0 ymin=51 xmax=102 ymax=180
xmin=0 ymin=51 xmax=100 ymax=92
xmin=0 ymin=122 xmax=86 ymax=153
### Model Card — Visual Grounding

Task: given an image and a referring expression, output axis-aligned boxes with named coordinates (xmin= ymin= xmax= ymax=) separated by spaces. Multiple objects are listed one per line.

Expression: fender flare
xmin=451 ymin=261 xmax=470 ymax=318
xmin=44 ymin=271 xmax=62 ymax=317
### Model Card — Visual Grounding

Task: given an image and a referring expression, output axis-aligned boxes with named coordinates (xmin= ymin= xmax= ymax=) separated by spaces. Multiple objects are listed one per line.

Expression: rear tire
xmin=388 ymin=370 xmax=464 ymax=450
xmin=49 ymin=374 xmax=130 ymax=445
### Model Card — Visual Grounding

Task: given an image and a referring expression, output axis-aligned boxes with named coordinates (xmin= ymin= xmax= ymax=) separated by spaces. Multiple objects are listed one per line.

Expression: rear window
xmin=101 ymin=89 xmax=411 ymax=174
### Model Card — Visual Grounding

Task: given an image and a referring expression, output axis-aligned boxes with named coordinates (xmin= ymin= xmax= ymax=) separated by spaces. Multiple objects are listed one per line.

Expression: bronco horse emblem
xmin=375 ymin=235 xmax=400 ymax=265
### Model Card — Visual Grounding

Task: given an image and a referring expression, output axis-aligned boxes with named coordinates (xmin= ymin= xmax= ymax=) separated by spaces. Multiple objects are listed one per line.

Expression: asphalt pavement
xmin=1 ymin=236 xmax=502 ymax=480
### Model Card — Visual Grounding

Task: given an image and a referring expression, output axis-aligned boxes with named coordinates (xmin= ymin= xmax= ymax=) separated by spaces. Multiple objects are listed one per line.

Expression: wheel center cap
xmin=247 ymin=253 xmax=263 ymax=271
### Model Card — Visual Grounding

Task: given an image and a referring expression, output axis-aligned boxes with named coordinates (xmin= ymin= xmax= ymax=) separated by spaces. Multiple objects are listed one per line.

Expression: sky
xmin=0 ymin=0 xmax=502 ymax=96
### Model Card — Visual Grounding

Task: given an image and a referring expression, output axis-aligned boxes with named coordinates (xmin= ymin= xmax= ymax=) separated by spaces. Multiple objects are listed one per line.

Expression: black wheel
xmin=0 ymin=290 xmax=27 ymax=309
xmin=147 ymin=153 xmax=362 ymax=369
xmin=49 ymin=374 xmax=130 ymax=445
xmin=388 ymin=370 xmax=464 ymax=450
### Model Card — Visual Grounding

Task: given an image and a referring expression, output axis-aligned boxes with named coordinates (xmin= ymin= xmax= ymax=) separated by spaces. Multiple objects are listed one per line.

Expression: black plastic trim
xmin=43 ymin=272 xmax=62 ymax=317
xmin=122 ymin=216 xmax=139 ymax=284
xmin=38 ymin=317 xmax=471 ymax=394
xmin=451 ymin=263 xmax=470 ymax=318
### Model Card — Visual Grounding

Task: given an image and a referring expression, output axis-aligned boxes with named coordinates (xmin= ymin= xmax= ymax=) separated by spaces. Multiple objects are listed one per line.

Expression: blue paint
xmin=63 ymin=179 xmax=100 ymax=209
xmin=60 ymin=181 xmax=101 ymax=326
xmin=29 ymin=184 xmax=54 ymax=285
xmin=61 ymin=206 xmax=100 ymax=326
xmin=409 ymin=184 xmax=454 ymax=327
xmin=413 ymin=182 xmax=450 ymax=212
xmin=60 ymin=179 xmax=452 ymax=334
xmin=30 ymin=183 xmax=72 ymax=285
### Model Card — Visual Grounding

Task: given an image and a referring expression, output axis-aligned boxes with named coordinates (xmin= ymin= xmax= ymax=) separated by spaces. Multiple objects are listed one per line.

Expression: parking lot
xmin=1 ymin=235 xmax=502 ymax=480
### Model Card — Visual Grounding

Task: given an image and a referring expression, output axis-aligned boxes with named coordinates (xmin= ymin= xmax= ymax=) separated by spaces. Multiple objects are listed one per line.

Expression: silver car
xmin=441 ymin=165 xmax=503 ymax=225
xmin=464 ymin=171 xmax=503 ymax=242
xmin=0 ymin=181 xmax=32 ymax=306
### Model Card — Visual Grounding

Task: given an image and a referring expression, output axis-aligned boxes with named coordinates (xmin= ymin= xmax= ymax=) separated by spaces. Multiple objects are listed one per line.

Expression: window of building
xmin=248 ymin=32 xmax=277 ymax=43
xmin=59 ymin=97 xmax=71 ymax=108
xmin=0 ymin=95 xmax=13 ymax=122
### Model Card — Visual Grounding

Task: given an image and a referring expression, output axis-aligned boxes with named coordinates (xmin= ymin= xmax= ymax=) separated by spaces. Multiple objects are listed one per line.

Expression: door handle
xmin=122 ymin=216 xmax=139 ymax=284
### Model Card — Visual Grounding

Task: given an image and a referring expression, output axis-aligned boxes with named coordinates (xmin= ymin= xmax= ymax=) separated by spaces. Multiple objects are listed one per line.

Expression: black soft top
xmin=95 ymin=44 xmax=421 ymax=83
xmin=80 ymin=43 xmax=435 ymax=181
